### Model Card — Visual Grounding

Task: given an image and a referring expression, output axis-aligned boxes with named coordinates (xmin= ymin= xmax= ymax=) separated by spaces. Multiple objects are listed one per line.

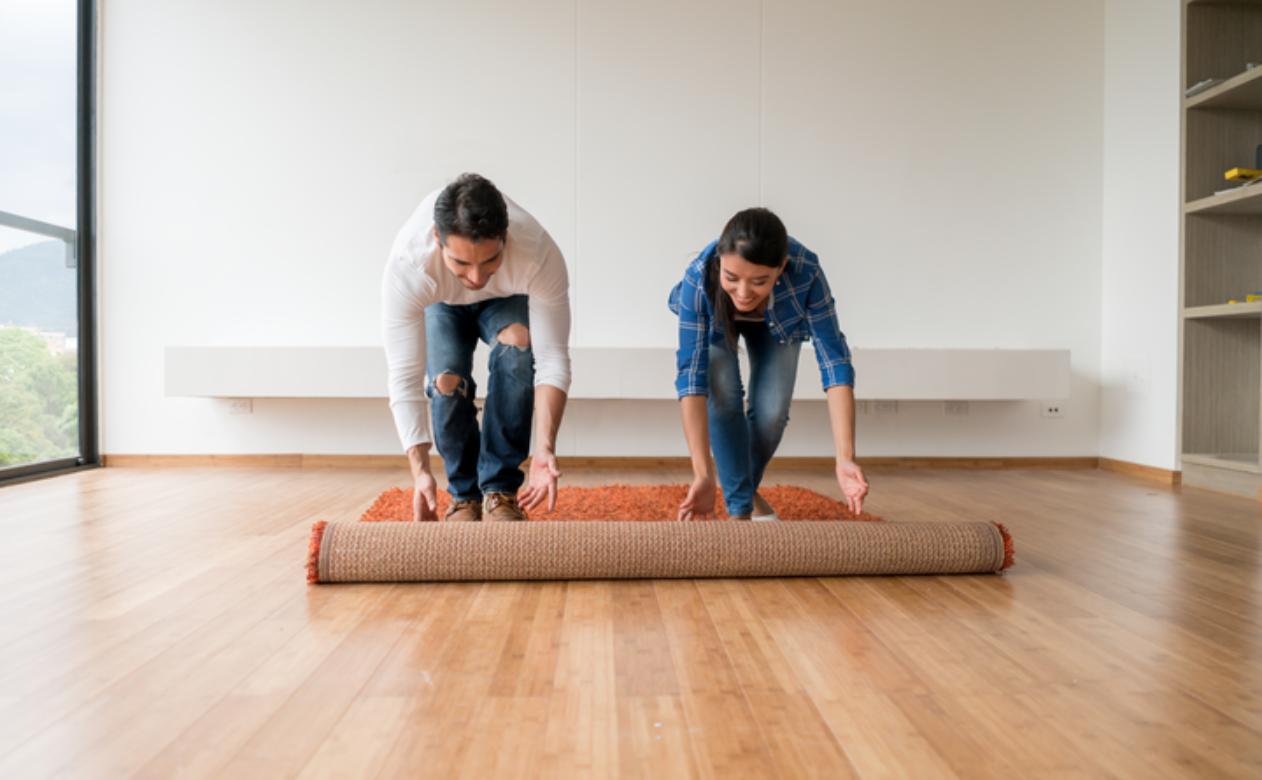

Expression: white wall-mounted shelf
xmin=165 ymin=346 xmax=1072 ymax=402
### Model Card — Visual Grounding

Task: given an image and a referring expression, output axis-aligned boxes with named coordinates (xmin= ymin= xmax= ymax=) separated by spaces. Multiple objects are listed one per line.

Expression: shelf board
xmin=1184 ymin=301 xmax=1262 ymax=319
xmin=1185 ymin=184 xmax=1262 ymax=215
xmin=1182 ymin=453 xmax=1262 ymax=473
xmin=1185 ymin=64 xmax=1262 ymax=109
xmin=1186 ymin=0 xmax=1262 ymax=6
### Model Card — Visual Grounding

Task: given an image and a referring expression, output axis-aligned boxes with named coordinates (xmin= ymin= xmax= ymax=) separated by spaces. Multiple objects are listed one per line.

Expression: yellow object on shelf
xmin=1224 ymin=167 xmax=1262 ymax=182
xmin=1248 ymin=294 xmax=1262 ymax=303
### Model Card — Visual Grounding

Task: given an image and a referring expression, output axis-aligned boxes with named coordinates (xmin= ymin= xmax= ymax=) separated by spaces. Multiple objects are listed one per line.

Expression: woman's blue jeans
xmin=424 ymin=295 xmax=534 ymax=502
xmin=707 ymin=320 xmax=801 ymax=516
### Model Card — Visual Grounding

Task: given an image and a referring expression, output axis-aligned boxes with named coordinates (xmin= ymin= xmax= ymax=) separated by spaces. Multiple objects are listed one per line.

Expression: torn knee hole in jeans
xmin=495 ymin=324 xmax=531 ymax=350
xmin=432 ymin=373 xmax=469 ymax=397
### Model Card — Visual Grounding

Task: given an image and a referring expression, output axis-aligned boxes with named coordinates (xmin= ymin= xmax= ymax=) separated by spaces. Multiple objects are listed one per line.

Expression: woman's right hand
xmin=677 ymin=474 xmax=716 ymax=521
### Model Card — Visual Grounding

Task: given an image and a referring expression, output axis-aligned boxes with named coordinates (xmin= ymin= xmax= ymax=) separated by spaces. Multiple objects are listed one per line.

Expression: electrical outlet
xmin=944 ymin=401 xmax=969 ymax=416
xmin=228 ymin=398 xmax=253 ymax=415
xmin=875 ymin=400 xmax=899 ymax=416
xmin=1040 ymin=403 xmax=1064 ymax=419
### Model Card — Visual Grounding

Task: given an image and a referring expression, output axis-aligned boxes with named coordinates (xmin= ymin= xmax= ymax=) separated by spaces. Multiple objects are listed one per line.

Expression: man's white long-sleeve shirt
xmin=382 ymin=189 xmax=572 ymax=450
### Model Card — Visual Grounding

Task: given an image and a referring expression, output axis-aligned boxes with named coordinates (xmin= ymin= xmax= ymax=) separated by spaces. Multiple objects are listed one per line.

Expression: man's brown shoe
xmin=484 ymin=492 xmax=527 ymax=521
xmin=443 ymin=498 xmax=482 ymax=522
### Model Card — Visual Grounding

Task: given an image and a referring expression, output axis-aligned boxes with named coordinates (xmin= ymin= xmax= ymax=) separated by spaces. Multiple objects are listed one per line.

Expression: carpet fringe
xmin=307 ymin=521 xmax=328 ymax=584
xmin=993 ymin=522 xmax=1016 ymax=571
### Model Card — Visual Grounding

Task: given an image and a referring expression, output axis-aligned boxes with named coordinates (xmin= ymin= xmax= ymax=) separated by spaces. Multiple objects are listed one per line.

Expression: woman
xmin=669 ymin=207 xmax=868 ymax=520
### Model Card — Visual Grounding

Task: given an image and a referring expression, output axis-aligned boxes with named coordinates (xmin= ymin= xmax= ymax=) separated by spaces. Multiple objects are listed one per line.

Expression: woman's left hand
xmin=835 ymin=459 xmax=869 ymax=515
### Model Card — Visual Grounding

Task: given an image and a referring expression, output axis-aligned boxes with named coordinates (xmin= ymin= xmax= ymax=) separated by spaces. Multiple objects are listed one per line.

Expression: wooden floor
xmin=0 ymin=465 xmax=1259 ymax=778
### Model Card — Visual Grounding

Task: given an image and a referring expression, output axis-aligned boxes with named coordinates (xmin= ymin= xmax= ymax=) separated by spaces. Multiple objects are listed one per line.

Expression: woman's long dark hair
xmin=708 ymin=207 xmax=789 ymax=350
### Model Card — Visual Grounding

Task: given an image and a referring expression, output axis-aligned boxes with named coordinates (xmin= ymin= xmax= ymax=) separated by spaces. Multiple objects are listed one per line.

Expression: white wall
xmin=100 ymin=0 xmax=1112 ymax=458
xmin=1099 ymin=0 xmax=1181 ymax=470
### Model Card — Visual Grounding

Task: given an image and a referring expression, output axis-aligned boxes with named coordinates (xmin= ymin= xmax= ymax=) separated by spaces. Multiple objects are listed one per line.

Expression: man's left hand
xmin=519 ymin=450 xmax=563 ymax=513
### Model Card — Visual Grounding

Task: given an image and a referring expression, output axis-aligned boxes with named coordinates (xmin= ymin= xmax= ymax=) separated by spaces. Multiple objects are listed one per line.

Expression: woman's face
xmin=718 ymin=253 xmax=785 ymax=312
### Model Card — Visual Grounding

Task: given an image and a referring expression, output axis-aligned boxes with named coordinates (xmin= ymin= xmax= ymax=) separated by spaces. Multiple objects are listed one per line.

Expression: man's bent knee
xmin=496 ymin=323 xmax=530 ymax=349
xmin=433 ymin=372 xmax=464 ymax=396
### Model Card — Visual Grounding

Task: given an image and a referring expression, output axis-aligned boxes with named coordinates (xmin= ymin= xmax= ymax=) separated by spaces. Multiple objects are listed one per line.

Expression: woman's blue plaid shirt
xmin=668 ymin=237 xmax=855 ymax=398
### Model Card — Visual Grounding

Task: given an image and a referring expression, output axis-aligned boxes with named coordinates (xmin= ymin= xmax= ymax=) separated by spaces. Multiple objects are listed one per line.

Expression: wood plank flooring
xmin=0 ymin=465 xmax=1258 ymax=778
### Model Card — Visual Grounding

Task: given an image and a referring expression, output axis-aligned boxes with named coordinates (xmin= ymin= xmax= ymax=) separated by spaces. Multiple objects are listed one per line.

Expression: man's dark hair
xmin=434 ymin=173 xmax=509 ymax=243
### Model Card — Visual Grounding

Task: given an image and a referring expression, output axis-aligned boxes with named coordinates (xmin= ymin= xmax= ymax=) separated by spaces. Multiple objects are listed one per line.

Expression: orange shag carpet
xmin=360 ymin=484 xmax=881 ymax=522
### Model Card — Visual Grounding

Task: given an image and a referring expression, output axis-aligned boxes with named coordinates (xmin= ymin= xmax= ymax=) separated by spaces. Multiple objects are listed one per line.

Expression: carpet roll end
xmin=994 ymin=522 xmax=1015 ymax=571
xmin=307 ymin=521 xmax=329 ymax=584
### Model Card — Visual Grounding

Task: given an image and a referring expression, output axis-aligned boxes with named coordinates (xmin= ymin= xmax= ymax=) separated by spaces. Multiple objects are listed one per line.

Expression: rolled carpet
xmin=307 ymin=520 xmax=1014 ymax=583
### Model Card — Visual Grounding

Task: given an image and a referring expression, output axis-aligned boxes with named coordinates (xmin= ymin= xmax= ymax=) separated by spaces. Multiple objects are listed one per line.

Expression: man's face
xmin=435 ymin=229 xmax=505 ymax=290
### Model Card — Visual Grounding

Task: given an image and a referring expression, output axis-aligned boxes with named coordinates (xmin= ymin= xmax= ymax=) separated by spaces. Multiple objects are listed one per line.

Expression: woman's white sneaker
xmin=751 ymin=492 xmax=780 ymax=522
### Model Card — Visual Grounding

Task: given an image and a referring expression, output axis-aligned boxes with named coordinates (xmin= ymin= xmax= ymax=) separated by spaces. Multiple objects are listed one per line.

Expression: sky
xmin=0 ymin=0 xmax=78 ymax=254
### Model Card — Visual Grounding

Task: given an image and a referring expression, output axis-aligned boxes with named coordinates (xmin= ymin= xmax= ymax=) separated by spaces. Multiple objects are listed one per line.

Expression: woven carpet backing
xmin=308 ymin=520 xmax=1013 ymax=583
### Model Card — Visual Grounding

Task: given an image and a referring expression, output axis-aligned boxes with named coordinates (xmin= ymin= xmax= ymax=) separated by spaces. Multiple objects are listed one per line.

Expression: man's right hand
xmin=407 ymin=443 xmax=440 ymax=522
xmin=413 ymin=467 xmax=439 ymax=522
xmin=677 ymin=474 xmax=716 ymax=521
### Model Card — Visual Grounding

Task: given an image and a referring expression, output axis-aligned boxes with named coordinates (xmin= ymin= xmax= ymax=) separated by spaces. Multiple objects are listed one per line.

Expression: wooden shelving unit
xmin=1180 ymin=0 xmax=1262 ymax=497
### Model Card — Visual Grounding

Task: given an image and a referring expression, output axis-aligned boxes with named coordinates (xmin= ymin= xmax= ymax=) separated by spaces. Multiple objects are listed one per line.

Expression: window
xmin=0 ymin=0 xmax=97 ymax=484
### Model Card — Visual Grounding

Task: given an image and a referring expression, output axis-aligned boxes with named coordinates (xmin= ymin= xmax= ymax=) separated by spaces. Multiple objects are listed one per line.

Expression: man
xmin=382 ymin=173 xmax=571 ymax=522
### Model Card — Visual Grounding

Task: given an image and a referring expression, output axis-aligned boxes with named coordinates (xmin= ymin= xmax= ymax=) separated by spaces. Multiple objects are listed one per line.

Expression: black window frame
xmin=0 ymin=0 xmax=99 ymax=487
